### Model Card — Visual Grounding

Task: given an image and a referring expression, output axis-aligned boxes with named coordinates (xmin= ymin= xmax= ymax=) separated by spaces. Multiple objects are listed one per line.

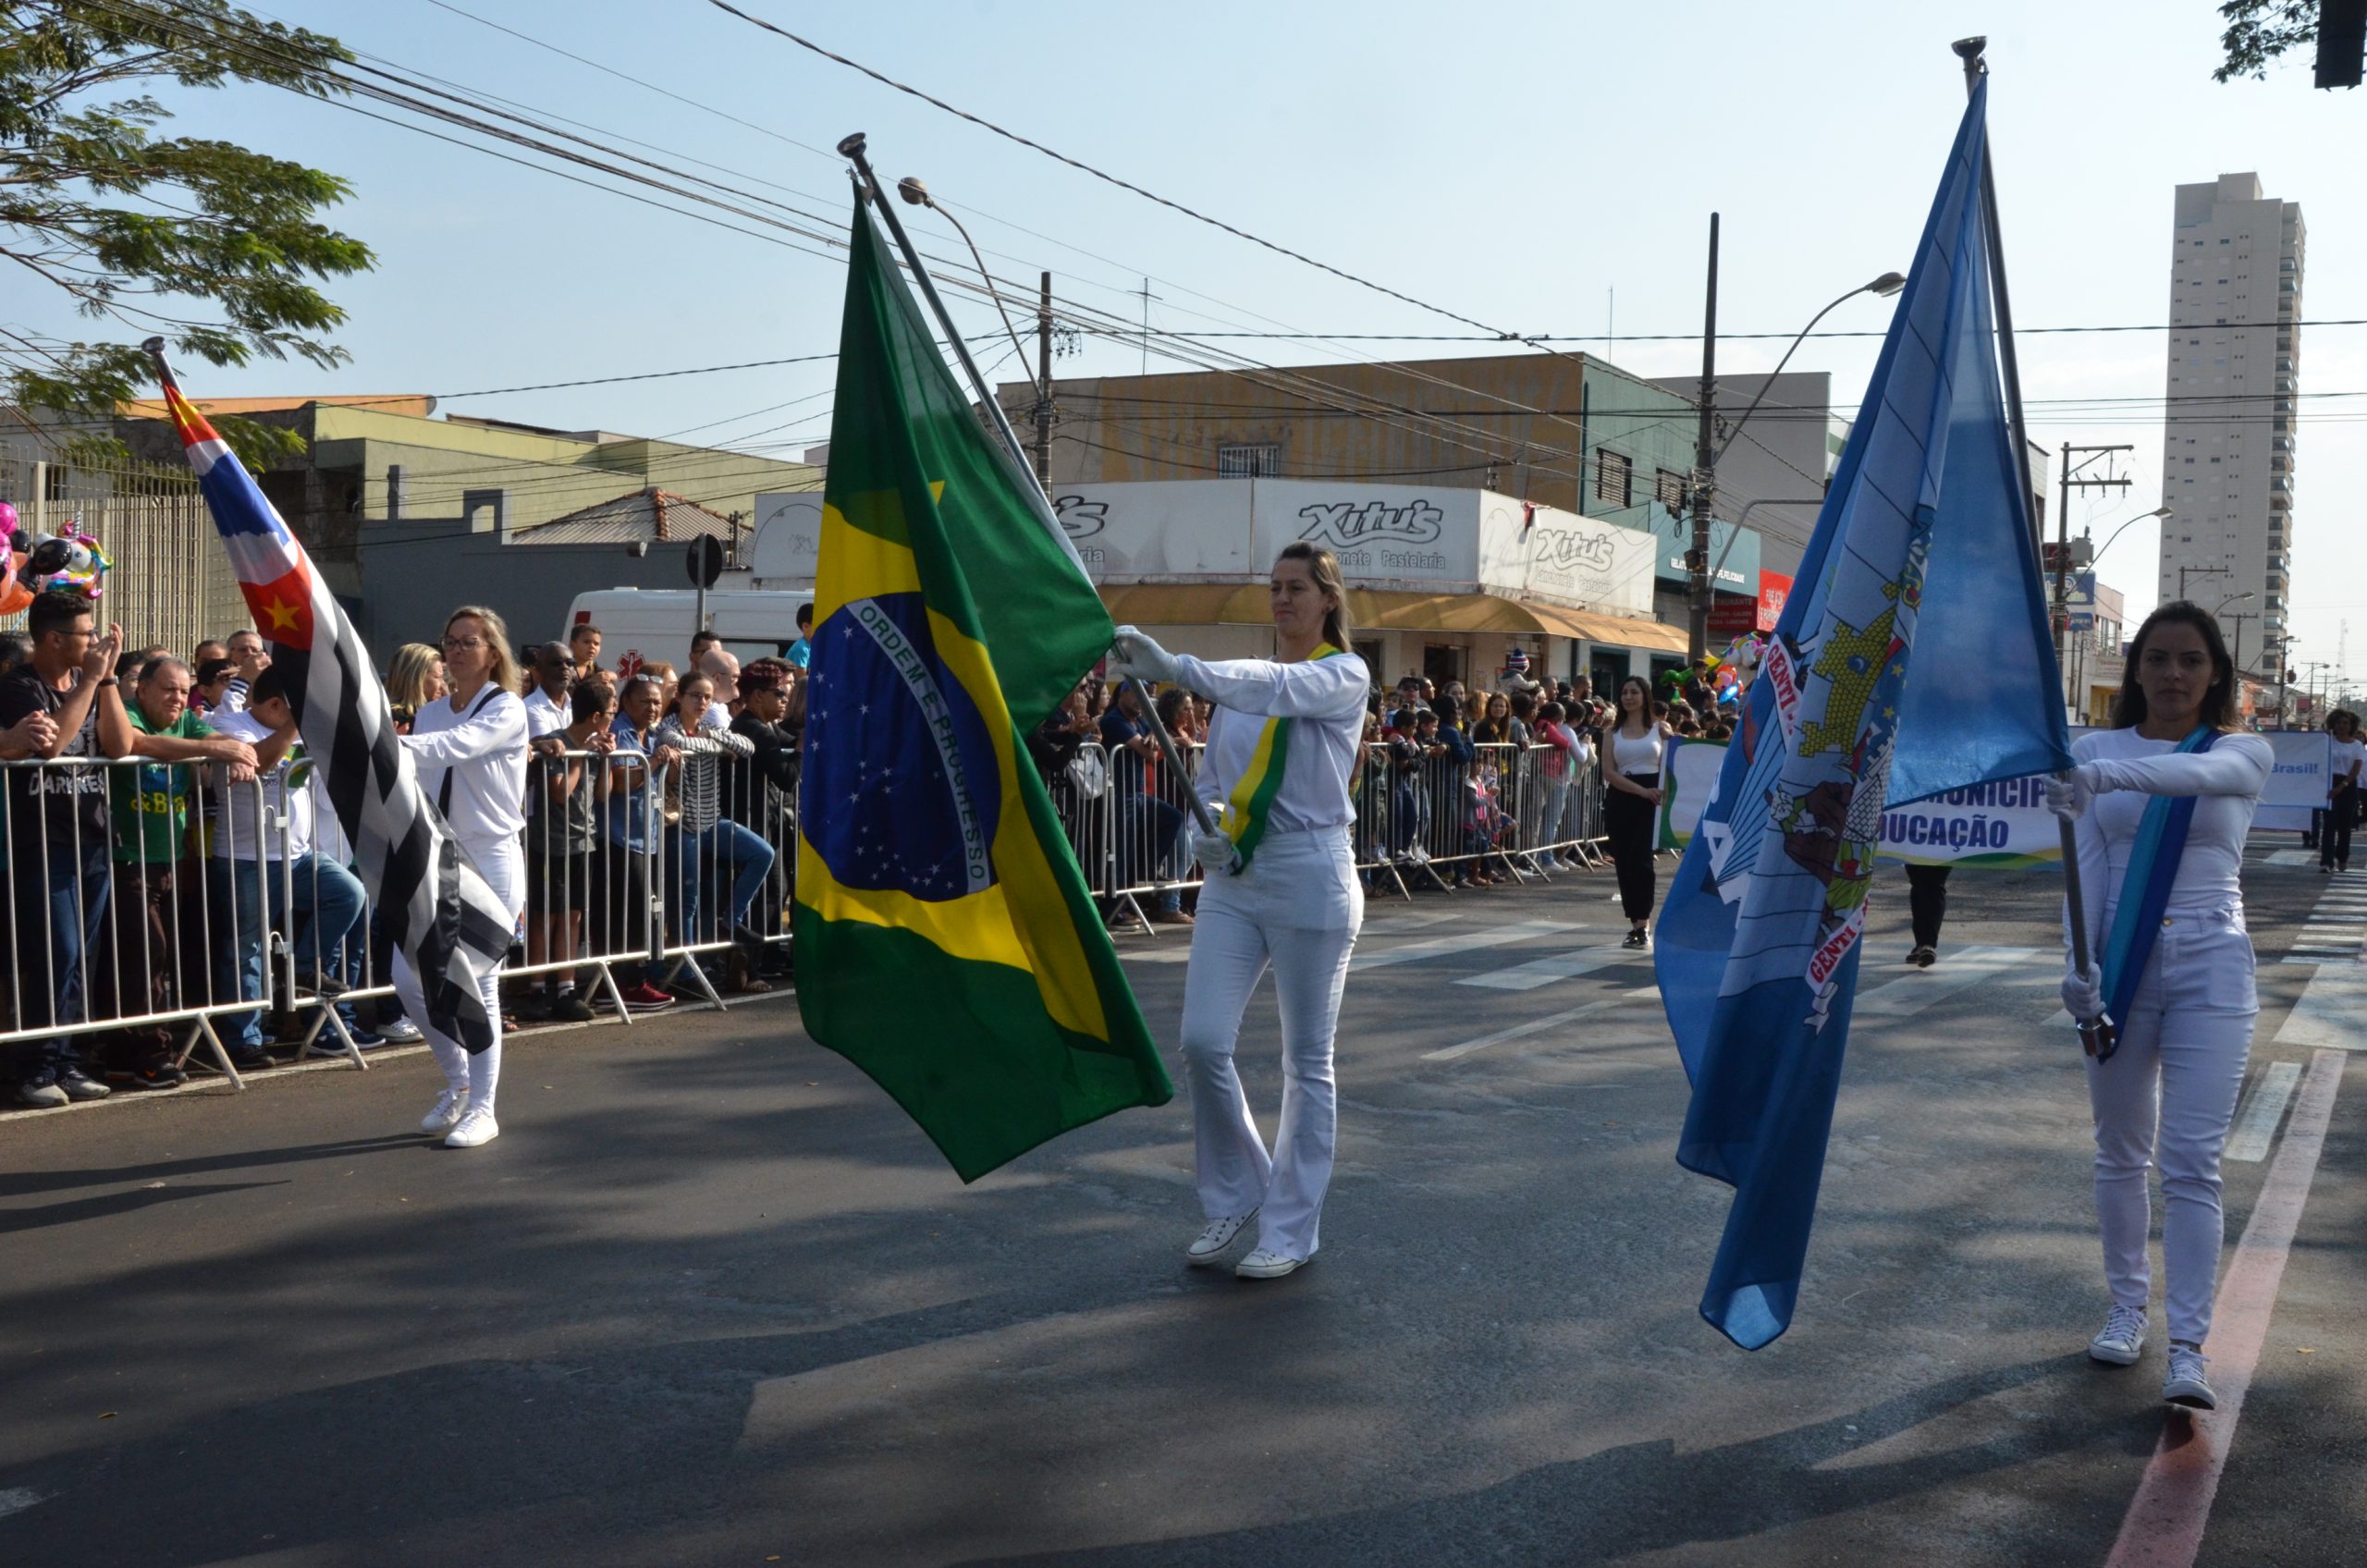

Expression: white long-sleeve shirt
xmin=2066 ymin=726 xmax=2274 ymax=953
xmin=1177 ymin=650 xmax=1369 ymax=835
xmin=403 ymin=685 xmax=529 ymax=844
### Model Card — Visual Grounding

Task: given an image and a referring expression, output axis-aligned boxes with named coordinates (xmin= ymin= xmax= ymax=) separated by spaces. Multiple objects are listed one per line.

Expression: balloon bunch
xmin=0 ymin=500 xmax=112 ymax=616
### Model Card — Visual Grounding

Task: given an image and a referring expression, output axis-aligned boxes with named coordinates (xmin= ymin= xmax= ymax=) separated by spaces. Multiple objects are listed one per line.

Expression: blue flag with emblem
xmin=1652 ymin=80 xmax=2073 ymax=1349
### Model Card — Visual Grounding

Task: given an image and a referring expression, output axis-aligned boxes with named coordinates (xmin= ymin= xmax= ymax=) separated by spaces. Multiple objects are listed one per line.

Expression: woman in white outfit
xmin=2048 ymin=602 xmax=2273 ymax=1410
xmin=1108 ymin=543 xmax=1368 ymax=1280
xmin=396 ymin=605 xmax=529 ymax=1149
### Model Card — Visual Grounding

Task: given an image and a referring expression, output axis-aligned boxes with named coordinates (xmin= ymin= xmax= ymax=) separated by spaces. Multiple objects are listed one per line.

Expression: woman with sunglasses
xmin=395 ymin=605 xmax=529 ymax=1149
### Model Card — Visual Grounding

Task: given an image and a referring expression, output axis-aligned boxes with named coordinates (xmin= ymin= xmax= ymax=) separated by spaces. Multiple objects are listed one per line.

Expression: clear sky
xmin=88 ymin=0 xmax=2362 ymax=685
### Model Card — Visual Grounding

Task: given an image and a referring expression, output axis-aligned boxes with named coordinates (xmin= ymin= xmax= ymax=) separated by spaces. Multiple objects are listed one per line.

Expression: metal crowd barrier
xmin=1031 ymin=737 xmax=1613 ymax=921
xmin=6 ymin=721 xmax=1617 ymax=1103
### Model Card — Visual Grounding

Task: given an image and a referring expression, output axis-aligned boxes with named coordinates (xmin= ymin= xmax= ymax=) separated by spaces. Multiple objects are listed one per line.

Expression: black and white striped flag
xmin=147 ymin=342 xmax=514 ymax=1051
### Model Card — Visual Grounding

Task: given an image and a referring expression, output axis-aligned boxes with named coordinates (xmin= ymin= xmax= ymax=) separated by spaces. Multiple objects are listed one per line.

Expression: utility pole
xmin=2226 ymin=610 xmax=2257 ymax=675
xmin=2053 ymin=444 xmax=2131 ymax=696
xmin=1687 ymin=213 xmax=1720 ymax=666
xmin=1033 ymin=270 xmax=1054 ymax=486
xmin=2178 ymin=563 xmax=2230 ymax=600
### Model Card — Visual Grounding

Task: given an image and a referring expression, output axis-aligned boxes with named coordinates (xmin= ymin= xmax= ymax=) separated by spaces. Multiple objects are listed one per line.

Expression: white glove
xmin=1108 ymin=624 xmax=1182 ymax=685
xmin=2044 ymin=766 xmax=2098 ymax=822
xmin=2061 ymin=962 xmax=2106 ymax=1023
xmin=1189 ymin=826 xmax=1237 ymax=873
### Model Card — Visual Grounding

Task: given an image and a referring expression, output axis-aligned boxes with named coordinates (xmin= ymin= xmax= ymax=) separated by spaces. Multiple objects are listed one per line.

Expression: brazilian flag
xmin=792 ymin=199 xmax=1172 ymax=1181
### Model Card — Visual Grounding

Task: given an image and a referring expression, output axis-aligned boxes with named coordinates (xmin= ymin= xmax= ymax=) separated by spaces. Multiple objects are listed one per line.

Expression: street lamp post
xmin=2080 ymin=505 xmax=2174 ymax=570
xmin=1686 ymin=243 xmax=1905 ymax=663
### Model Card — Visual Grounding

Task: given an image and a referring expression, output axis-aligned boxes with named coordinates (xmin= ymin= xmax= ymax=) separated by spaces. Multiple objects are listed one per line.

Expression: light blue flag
xmin=1654 ymin=80 xmax=2072 ymax=1351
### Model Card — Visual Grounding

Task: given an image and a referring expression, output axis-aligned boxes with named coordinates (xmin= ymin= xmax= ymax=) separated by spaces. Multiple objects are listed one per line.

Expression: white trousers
xmin=391 ymin=834 xmax=524 ymax=1116
xmin=1179 ymin=827 xmax=1360 ymax=1261
xmin=2083 ymin=902 xmax=2257 ymax=1346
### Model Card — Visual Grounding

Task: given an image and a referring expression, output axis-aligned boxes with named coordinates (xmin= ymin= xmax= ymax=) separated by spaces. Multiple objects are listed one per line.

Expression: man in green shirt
xmin=102 ymin=656 xmax=255 ymax=1087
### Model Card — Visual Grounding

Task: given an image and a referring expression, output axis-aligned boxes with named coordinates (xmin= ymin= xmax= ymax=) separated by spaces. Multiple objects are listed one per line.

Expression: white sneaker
xmin=443 ymin=1107 xmax=500 ymax=1148
xmin=1186 ymin=1210 xmax=1257 ymax=1266
xmin=1234 ymin=1247 xmax=1305 ymax=1280
xmin=2089 ymin=1304 xmax=2147 ymax=1366
xmin=378 ymin=1017 xmax=425 ymax=1044
xmin=2164 ymin=1345 xmax=2216 ymax=1410
xmin=419 ymin=1089 xmax=467 ymax=1135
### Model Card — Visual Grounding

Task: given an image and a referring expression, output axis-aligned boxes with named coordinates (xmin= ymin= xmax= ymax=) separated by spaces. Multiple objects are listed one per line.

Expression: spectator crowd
xmin=1 ymin=592 xmax=810 ymax=1109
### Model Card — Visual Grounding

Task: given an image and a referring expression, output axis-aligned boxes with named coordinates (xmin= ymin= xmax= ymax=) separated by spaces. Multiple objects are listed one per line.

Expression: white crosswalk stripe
xmin=1454 ymin=947 xmax=1642 ymax=991
xmin=1348 ymin=919 xmax=1579 ymax=973
xmin=1423 ymin=990 xmax=1660 ymax=1062
xmin=2226 ymin=1061 xmax=2304 ymax=1163
xmin=1850 ymin=947 xmax=2036 ymax=1020
xmin=2274 ymin=962 xmax=2367 ymax=1049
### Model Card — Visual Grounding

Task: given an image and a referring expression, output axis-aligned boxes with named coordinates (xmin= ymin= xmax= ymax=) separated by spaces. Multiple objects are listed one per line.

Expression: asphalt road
xmin=3 ymin=843 xmax=2361 ymax=1567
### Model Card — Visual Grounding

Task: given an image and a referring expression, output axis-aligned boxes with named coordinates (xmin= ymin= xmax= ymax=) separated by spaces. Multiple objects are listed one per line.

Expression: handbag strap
xmin=435 ymin=686 xmax=500 ymax=818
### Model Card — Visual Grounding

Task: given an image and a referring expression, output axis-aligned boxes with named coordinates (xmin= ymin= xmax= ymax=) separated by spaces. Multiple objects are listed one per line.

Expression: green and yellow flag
xmin=792 ymin=199 xmax=1171 ymax=1181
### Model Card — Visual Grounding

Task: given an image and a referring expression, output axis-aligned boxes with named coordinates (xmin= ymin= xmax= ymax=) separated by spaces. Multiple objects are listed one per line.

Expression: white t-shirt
xmin=1179 ymin=650 xmax=1370 ymax=835
xmin=402 ymin=686 xmax=529 ymax=846
xmin=210 ymin=707 xmax=313 ymax=863
xmin=2067 ymin=727 xmax=2275 ymax=949
xmin=522 ymin=686 xmax=569 ymax=741
xmin=2328 ymin=736 xmax=2364 ymax=790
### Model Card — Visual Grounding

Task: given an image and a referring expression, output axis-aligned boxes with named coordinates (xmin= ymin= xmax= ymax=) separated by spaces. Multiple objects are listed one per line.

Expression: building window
xmin=1653 ymin=468 xmax=1687 ymax=510
xmin=1594 ymin=449 xmax=1633 ymax=508
xmin=1215 ymin=442 xmax=1282 ymax=478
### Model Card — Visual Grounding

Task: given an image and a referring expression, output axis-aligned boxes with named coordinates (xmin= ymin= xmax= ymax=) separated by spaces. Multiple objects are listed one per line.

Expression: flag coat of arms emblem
xmin=1652 ymin=83 xmax=2072 ymax=1349
xmin=147 ymin=342 xmax=516 ymax=1053
xmin=791 ymin=203 xmax=1171 ymax=1182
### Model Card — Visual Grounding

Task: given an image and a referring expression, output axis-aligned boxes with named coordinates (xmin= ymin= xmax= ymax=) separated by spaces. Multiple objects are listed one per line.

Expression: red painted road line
xmin=2103 ymin=1047 xmax=2346 ymax=1568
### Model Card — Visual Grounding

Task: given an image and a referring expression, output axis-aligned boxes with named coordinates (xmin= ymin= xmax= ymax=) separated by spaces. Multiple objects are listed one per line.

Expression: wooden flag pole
xmin=835 ymin=132 xmax=1222 ymax=846
xmin=1953 ymin=42 xmax=2112 ymax=1059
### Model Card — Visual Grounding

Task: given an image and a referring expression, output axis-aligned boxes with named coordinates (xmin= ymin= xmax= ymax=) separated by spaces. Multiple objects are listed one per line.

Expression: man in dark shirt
xmin=3 ymin=592 xmax=132 ymax=1106
xmin=728 ymin=659 xmax=801 ymax=969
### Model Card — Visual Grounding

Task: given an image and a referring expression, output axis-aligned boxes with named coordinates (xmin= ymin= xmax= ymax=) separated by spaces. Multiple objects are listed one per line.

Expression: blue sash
xmin=2100 ymin=726 xmax=2218 ymax=1032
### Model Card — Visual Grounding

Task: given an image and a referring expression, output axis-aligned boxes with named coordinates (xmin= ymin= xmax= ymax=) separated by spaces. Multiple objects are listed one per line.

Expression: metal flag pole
xmin=1952 ymin=41 xmax=2111 ymax=1060
xmin=834 ymin=132 xmax=1223 ymax=847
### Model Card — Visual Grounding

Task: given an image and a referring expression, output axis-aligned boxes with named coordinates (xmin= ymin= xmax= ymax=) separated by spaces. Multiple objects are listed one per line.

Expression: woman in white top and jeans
xmin=2049 ymin=603 xmax=2274 ymax=1410
xmin=397 ymin=605 xmax=529 ymax=1149
xmin=1108 ymin=543 xmax=1368 ymax=1280
xmin=1602 ymin=676 xmax=1674 ymax=949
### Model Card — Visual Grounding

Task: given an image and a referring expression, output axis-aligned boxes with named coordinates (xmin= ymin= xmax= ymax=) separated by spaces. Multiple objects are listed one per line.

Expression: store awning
xmin=1097 ymin=582 xmax=1687 ymax=652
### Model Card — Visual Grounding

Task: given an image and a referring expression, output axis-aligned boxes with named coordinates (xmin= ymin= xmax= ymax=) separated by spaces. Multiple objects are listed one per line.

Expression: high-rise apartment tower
xmin=2156 ymin=173 xmax=2303 ymax=675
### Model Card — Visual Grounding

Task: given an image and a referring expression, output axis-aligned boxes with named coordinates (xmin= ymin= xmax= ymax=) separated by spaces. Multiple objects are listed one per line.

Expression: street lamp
xmin=1687 ymin=258 xmax=1905 ymax=661
xmin=2080 ymin=505 xmax=2173 ymax=568
xmin=1712 ymin=273 xmax=1907 ymax=464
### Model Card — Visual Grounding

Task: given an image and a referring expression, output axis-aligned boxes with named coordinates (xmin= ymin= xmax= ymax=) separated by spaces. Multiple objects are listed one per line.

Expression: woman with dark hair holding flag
xmin=1108 ymin=542 xmax=1367 ymax=1280
xmin=2047 ymin=601 xmax=2273 ymax=1411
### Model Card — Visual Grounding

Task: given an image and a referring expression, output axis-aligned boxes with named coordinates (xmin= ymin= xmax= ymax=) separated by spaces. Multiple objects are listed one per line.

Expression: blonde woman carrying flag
xmin=1109 ymin=542 xmax=1368 ymax=1280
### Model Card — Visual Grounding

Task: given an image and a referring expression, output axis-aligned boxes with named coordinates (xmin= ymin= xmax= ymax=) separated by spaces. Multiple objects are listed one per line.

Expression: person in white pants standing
xmin=393 ymin=605 xmax=529 ymax=1149
xmin=1108 ymin=543 xmax=1368 ymax=1280
xmin=2049 ymin=602 xmax=2272 ymax=1411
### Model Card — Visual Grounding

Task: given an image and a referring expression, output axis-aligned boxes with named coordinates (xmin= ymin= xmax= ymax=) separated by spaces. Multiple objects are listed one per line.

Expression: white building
xmin=2155 ymin=173 xmax=2303 ymax=664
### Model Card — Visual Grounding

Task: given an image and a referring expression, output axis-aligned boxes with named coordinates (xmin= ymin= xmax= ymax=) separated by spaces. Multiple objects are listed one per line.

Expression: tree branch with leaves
xmin=1 ymin=0 xmax=373 ymax=465
xmin=2214 ymin=0 xmax=2323 ymax=80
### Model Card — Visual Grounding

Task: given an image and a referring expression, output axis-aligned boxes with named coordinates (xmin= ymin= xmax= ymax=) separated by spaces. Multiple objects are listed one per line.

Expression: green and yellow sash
xmin=1216 ymin=643 xmax=1347 ymax=870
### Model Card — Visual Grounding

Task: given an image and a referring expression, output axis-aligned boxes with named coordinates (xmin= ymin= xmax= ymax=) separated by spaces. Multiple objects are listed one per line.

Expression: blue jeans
xmin=210 ymin=853 xmax=366 ymax=1048
xmin=6 ymin=840 xmax=112 ymax=1079
xmin=665 ymin=820 xmax=777 ymax=944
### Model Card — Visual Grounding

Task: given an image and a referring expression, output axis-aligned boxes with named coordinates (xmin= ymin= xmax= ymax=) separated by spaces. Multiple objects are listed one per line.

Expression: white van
xmin=562 ymin=585 xmax=813 ymax=677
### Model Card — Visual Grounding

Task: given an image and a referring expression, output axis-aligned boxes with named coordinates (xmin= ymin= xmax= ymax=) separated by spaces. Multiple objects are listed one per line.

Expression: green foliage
xmin=2214 ymin=0 xmax=2322 ymax=81
xmin=1 ymin=0 xmax=374 ymax=465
